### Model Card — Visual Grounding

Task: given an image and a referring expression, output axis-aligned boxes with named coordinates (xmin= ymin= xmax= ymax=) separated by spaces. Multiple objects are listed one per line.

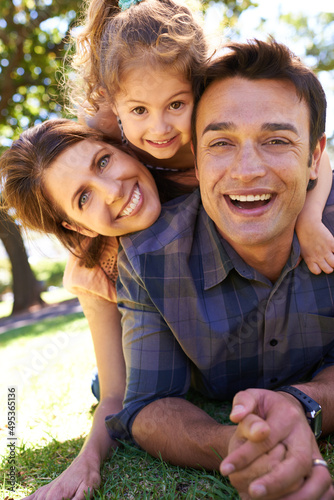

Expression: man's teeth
xmin=229 ymin=194 xmax=271 ymax=202
xmin=120 ymin=186 xmax=141 ymax=217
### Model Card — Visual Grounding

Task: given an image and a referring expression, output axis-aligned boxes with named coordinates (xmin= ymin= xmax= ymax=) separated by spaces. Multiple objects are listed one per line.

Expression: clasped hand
xmin=220 ymin=389 xmax=334 ymax=500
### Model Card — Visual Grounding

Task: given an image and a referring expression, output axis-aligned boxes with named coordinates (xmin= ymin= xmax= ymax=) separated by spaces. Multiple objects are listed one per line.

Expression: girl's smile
xmin=112 ymin=66 xmax=193 ymax=161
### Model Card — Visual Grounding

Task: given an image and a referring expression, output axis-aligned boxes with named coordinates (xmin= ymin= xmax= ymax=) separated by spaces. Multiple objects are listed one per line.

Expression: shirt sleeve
xmin=63 ymin=251 xmax=117 ymax=303
xmin=105 ymin=244 xmax=191 ymax=443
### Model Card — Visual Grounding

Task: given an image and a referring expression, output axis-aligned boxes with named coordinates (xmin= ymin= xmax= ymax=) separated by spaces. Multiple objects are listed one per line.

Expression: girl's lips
xmin=146 ymin=136 xmax=178 ymax=148
xmin=118 ymin=184 xmax=143 ymax=218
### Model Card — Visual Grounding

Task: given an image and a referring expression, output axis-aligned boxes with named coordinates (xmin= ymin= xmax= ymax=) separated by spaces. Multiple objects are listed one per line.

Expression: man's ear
xmin=309 ymin=135 xmax=327 ymax=180
xmin=190 ymin=142 xmax=199 ymax=181
xmin=61 ymin=221 xmax=98 ymax=238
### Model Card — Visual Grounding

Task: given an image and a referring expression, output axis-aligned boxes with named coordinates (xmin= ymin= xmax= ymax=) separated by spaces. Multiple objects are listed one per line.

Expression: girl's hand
xmin=23 ymin=452 xmax=101 ymax=500
xmin=297 ymin=219 xmax=334 ymax=275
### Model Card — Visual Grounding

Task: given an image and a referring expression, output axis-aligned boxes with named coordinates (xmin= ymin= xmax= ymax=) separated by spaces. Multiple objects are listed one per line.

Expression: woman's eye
xmin=170 ymin=101 xmax=183 ymax=110
xmin=132 ymin=106 xmax=146 ymax=115
xmin=99 ymin=155 xmax=109 ymax=170
xmin=79 ymin=192 xmax=90 ymax=208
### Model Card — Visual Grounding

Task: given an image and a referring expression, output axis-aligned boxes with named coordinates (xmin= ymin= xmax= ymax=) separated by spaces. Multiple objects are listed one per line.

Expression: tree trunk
xmin=0 ymin=212 xmax=45 ymax=315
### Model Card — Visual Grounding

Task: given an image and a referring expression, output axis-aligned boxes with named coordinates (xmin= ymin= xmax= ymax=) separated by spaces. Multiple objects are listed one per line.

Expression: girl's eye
xmin=79 ymin=191 xmax=90 ymax=208
xmin=99 ymin=155 xmax=109 ymax=170
xmin=170 ymin=101 xmax=183 ymax=110
xmin=132 ymin=106 xmax=146 ymax=115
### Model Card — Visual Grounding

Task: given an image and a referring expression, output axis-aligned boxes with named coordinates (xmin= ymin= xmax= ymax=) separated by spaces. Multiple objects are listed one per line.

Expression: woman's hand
xmin=23 ymin=452 xmax=101 ymax=500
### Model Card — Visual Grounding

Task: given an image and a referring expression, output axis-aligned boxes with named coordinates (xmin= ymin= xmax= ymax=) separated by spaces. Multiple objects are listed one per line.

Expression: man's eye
xmin=210 ymin=140 xmax=230 ymax=147
xmin=133 ymin=107 xmax=146 ymax=115
xmin=267 ymin=139 xmax=289 ymax=145
xmin=79 ymin=192 xmax=90 ymax=208
xmin=170 ymin=101 xmax=183 ymax=110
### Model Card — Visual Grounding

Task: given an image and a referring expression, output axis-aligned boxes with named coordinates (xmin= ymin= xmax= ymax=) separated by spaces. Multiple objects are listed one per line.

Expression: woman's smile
xmin=43 ymin=139 xmax=161 ymax=238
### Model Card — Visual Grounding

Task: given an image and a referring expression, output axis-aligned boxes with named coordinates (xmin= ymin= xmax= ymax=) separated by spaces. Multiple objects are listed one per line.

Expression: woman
xmin=0 ymin=118 xmax=192 ymax=499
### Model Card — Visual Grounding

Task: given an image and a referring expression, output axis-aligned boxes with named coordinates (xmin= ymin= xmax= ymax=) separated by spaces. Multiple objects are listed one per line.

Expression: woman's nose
xmin=97 ymin=179 xmax=123 ymax=205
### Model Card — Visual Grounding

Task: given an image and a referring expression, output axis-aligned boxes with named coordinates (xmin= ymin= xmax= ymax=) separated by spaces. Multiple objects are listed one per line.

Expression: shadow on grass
xmin=0 ymin=435 xmax=240 ymax=500
xmin=0 ymin=312 xmax=85 ymax=348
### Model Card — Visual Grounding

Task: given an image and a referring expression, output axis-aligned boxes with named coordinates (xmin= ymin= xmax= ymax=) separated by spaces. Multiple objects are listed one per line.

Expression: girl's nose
xmin=149 ymin=114 xmax=172 ymax=135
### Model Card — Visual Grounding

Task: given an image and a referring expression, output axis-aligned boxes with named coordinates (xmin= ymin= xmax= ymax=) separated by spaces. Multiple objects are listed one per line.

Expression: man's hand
xmin=220 ymin=389 xmax=334 ymax=499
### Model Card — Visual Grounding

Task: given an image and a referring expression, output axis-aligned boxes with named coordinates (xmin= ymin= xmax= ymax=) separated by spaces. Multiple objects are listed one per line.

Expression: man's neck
xmin=223 ymin=234 xmax=295 ymax=283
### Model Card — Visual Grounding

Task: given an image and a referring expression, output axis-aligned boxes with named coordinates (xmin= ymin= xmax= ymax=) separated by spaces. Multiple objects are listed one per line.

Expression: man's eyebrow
xmin=262 ymin=122 xmax=298 ymax=134
xmin=71 ymin=149 xmax=102 ymax=209
xmin=201 ymin=122 xmax=235 ymax=136
xmin=201 ymin=121 xmax=299 ymax=137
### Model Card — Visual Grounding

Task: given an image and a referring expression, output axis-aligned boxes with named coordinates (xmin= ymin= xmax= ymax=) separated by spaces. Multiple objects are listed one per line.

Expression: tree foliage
xmin=0 ymin=0 xmax=80 ymax=154
xmin=0 ymin=0 xmax=259 ymax=153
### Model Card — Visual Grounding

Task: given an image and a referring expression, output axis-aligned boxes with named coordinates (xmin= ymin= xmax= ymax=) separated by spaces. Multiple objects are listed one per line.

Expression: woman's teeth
xmin=120 ymin=185 xmax=141 ymax=217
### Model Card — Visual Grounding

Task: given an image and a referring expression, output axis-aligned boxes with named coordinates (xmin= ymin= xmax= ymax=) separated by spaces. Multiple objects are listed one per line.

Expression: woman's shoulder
xmin=63 ymin=238 xmax=119 ymax=303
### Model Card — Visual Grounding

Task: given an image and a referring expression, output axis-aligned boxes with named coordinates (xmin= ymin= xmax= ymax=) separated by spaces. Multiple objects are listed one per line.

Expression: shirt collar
xmin=197 ymin=206 xmax=302 ymax=290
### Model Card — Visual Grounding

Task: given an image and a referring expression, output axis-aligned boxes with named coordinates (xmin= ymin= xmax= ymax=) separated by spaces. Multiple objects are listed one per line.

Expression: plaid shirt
xmin=106 ymin=186 xmax=334 ymax=442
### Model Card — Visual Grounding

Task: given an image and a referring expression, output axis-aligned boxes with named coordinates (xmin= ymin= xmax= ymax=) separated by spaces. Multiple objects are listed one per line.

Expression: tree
xmin=1 ymin=0 xmax=333 ymax=314
xmin=0 ymin=0 xmax=257 ymax=314
xmin=0 ymin=209 xmax=44 ymax=313
xmin=0 ymin=0 xmax=80 ymax=314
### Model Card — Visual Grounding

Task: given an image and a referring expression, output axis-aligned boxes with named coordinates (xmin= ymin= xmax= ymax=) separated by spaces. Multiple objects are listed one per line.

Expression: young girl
xmin=70 ymin=0 xmax=334 ymax=274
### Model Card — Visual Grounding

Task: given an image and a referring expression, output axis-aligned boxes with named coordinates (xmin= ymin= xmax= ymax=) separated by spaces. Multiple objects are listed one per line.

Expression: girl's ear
xmin=110 ymin=102 xmax=118 ymax=116
xmin=61 ymin=221 xmax=99 ymax=238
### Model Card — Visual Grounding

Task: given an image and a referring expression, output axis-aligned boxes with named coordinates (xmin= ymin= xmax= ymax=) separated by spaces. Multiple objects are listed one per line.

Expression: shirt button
xmin=270 ymin=339 xmax=278 ymax=346
xmin=270 ymin=377 xmax=278 ymax=384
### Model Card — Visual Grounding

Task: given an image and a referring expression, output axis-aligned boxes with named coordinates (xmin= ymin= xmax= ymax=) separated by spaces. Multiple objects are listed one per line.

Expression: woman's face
xmin=43 ymin=139 xmax=161 ymax=237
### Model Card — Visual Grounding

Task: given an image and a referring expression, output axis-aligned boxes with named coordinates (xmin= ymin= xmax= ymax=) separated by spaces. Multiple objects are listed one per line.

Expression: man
xmin=107 ymin=40 xmax=334 ymax=499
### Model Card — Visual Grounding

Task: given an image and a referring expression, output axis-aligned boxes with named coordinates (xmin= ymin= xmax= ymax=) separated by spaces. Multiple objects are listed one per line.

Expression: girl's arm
xmin=24 ymin=295 xmax=125 ymax=500
xmin=296 ymin=150 xmax=334 ymax=274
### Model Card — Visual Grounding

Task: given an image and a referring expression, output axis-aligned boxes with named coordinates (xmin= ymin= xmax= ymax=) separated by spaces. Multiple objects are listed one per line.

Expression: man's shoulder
xmin=120 ymin=190 xmax=202 ymax=257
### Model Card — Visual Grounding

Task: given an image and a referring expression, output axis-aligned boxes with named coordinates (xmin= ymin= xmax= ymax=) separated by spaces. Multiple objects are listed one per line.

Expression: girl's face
xmin=43 ymin=139 xmax=161 ymax=237
xmin=112 ymin=66 xmax=193 ymax=160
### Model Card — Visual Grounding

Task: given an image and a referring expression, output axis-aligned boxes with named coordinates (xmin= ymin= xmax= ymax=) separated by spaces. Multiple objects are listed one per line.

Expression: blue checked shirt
xmin=106 ymin=185 xmax=334 ymax=442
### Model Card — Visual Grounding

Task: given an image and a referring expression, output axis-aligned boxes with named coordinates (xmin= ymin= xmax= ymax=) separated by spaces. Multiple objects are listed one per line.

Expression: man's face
xmin=195 ymin=77 xmax=323 ymax=253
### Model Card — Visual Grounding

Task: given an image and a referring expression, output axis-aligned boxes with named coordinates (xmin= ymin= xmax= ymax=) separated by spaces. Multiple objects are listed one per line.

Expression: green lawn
xmin=0 ymin=312 xmax=333 ymax=499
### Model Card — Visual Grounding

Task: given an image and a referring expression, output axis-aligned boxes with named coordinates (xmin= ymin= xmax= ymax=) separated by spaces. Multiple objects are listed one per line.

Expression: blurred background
xmin=0 ymin=0 xmax=333 ymax=317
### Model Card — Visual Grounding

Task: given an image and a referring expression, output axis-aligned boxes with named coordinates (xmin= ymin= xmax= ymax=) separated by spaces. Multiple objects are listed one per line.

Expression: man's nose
xmin=231 ymin=143 xmax=266 ymax=181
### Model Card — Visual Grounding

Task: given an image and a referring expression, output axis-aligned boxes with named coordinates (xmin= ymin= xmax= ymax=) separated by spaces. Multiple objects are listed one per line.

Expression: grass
xmin=0 ymin=310 xmax=333 ymax=499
